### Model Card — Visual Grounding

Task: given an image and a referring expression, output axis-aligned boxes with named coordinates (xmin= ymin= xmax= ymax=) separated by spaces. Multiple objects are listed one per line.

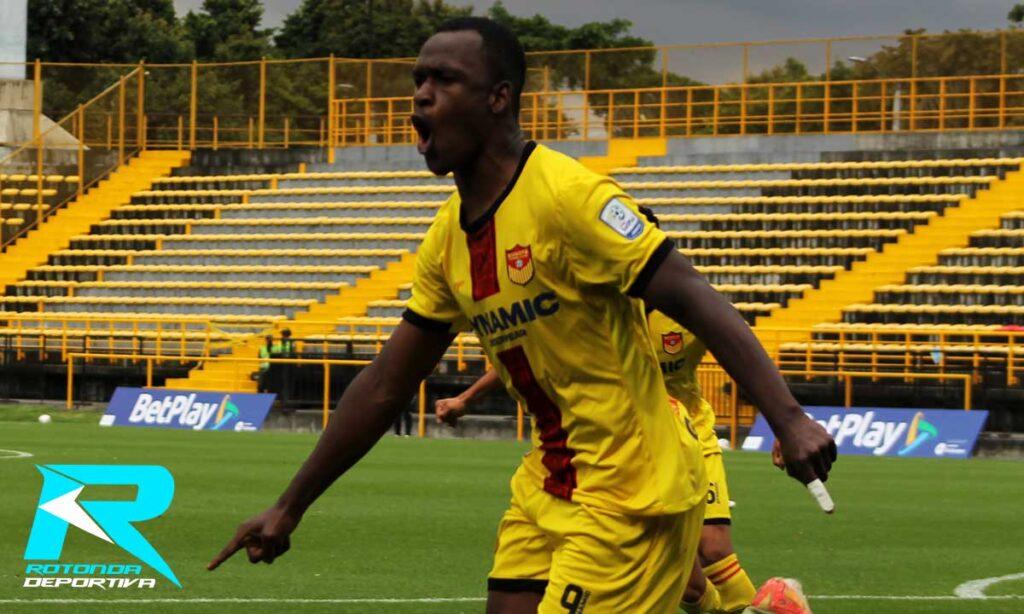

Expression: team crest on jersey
xmin=505 ymin=244 xmax=534 ymax=286
xmin=662 ymin=331 xmax=683 ymax=355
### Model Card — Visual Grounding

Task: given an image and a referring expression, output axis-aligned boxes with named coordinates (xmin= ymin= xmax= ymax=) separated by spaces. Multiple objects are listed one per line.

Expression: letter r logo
xmin=23 ymin=465 xmax=179 ymax=587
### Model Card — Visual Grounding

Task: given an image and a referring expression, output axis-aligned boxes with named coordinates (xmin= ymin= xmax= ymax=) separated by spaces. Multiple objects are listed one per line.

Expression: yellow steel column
xmin=660 ymin=51 xmax=668 ymax=137
xmin=418 ymin=380 xmax=427 ymax=437
xmin=33 ymin=59 xmax=42 ymax=215
xmin=740 ymin=84 xmax=747 ymax=135
xmin=32 ymin=59 xmax=41 ymax=141
xmin=137 ymin=61 xmax=145 ymax=150
xmin=76 ymin=105 xmax=84 ymax=199
xmin=584 ymin=50 xmax=591 ymax=91
xmin=118 ymin=77 xmax=126 ymax=165
xmin=258 ymin=57 xmax=266 ymax=148
xmin=823 ymin=81 xmax=831 ymax=134
xmin=939 ymin=78 xmax=946 ymax=130
xmin=364 ymin=62 xmax=372 ymax=144
xmin=852 ymin=82 xmax=858 ymax=133
xmin=327 ymin=54 xmax=336 ymax=163
xmin=189 ymin=60 xmax=198 ymax=149
xmin=66 ymin=355 xmax=74 ymax=410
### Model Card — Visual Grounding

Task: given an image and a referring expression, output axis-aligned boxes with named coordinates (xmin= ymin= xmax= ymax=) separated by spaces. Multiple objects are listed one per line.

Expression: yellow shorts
xmin=489 ymin=468 xmax=706 ymax=613
xmin=703 ymin=452 xmax=732 ymax=524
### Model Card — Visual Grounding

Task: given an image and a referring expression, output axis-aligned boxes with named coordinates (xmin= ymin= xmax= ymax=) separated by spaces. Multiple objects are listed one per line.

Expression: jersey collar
xmin=459 ymin=140 xmax=537 ymax=234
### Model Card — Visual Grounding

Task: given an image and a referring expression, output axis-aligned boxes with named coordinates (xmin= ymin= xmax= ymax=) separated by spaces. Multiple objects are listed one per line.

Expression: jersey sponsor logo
xmin=505 ymin=244 xmax=534 ymax=286
xmin=599 ymin=197 xmax=644 ymax=240
xmin=468 ymin=291 xmax=560 ymax=337
xmin=660 ymin=358 xmax=686 ymax=374
xmin=662 ymin=331 xmax=683 ymax=355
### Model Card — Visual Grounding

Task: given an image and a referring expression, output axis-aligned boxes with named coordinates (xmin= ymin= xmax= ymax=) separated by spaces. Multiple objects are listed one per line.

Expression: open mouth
xmin=410 ymin=115 xmax=432 ymax=155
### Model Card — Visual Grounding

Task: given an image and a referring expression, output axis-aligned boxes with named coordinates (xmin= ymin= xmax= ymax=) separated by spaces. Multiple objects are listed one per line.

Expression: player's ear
xmin=490 ymin=80 xmax=512 ymax=116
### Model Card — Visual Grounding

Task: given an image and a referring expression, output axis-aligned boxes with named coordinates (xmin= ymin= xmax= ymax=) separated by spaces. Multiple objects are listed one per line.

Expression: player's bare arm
xmin=641 ymin=250 xmax=837 ymax=485
xmin=208 ymin=321 xmax=454 ymax=570
xmin=435 ymin=368 xmax=502 ymax=426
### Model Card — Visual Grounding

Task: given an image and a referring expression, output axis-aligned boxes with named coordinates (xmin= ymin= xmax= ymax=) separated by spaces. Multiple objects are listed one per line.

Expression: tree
xmin=183 ymin=0 xmax=274 ymax=62
xmin=275 ymin=0 xmax=472 ymax=60
xmin=28 ymin=0 xmax=190 ymax=118
xmin=28 ymin=0 xmax=188 ymax=64
xmin=1010 ymin=4 xmax=1024 ymax=24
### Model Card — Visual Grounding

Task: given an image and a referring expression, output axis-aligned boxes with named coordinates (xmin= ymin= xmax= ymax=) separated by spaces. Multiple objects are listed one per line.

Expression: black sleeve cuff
xmin=401 ymin=308 xmax=453 ymax=333
xmin=627 ymin=238 xmax=675 ymax=298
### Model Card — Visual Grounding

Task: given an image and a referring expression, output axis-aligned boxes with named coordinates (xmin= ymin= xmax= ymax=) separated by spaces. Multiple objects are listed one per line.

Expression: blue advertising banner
xmin=101 ymin=388 xmax=275 ymax=432
xmin=741 ymin=407 xmax=989 ymax=459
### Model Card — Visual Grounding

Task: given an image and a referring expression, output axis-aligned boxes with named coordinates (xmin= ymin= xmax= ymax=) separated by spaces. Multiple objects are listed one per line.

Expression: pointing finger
xmin=208 ymin=533 xmax=246 ymax=571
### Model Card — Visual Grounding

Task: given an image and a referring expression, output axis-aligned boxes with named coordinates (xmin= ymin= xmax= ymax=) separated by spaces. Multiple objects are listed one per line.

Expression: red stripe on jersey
xmin=467 ymin=218 xmax=499 ymax=301
xmin=497 ymin=345 xmax=577 ymax=501
xmin=712 ymin=566 xmax=743 ymax=584
xmin=707 ymin=561 xmax=740 ymax=583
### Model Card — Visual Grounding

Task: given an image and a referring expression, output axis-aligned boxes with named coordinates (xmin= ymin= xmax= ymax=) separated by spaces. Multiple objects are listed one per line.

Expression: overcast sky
xmin=172 ymin=0 xmax=1017 ymax=46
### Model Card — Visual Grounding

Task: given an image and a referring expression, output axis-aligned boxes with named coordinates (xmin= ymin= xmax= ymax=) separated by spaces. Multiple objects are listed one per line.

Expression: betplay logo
xmin=23 ymin=465 xmax=179 ymax=588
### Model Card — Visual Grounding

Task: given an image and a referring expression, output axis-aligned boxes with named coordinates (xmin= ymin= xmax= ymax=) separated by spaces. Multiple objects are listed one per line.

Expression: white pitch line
xmin=810 ymin=594 xmax=1024 ymax=601
xmin=1 ymin=595 xmax=1022 ymax=605
xmin=0 ymin=598 xmax=485 ymax=605
xmin=955 ymin=571 xmax=1024 ymax=599
xmin=0 ymin=448 xmax=32 ymax=460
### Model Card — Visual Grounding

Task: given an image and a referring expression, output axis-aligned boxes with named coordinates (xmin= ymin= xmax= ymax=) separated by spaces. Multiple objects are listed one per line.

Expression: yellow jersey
xmin=405 ymin=142 xmax=706 ymax=516
xmin=646 ymin=309 xmax=721 ymax=454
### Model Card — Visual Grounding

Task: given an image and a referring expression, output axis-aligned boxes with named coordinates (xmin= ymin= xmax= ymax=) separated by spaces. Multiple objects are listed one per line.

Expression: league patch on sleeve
xmin=599 ymin=198 xmax=645 ymax=240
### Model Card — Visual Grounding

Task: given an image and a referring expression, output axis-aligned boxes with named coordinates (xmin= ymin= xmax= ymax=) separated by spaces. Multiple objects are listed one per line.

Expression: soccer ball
xmin=38 ymin=414 xmax=51 ymax=424
xmin=747 ymin=577 xmax=812 ymax=614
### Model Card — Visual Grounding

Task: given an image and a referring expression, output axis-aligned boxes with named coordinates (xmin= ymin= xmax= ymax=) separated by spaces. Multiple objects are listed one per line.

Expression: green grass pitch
xmin=0 ymin=406 xmax=1022 ymax=613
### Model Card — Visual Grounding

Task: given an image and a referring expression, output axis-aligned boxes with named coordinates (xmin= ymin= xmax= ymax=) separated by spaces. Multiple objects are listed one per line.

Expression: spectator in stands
xmin=274 ymin=329 xmax=297 ymax=413
xmin=255 ymin=335 xmax=274 ymax=393
xmin=278 ymin=328 xmax=296 ymax=357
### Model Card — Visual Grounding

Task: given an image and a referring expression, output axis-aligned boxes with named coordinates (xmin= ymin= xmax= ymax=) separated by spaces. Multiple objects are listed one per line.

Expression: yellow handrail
xmin=331 ymin=73 xmax=1024 ymax=146
xmin=10 ymin=314 xmax=1024 ymax=385
xmin=65 ymin=353 xmax=438 ymax=432
xmin=62 ymin=350 xmax=975 ymax=445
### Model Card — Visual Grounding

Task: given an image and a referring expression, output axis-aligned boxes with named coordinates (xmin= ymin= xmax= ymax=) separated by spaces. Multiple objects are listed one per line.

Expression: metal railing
xmin=64 ymin=352 xmax=433 ymax=433
xmin=332 ymin=73 xmax=1024 ymax=145
xmin=0 ymin=66 xmax=143 ymax=249
xmin=9 ymin=316 xmax=1024 ymax=385
xmin=0 ymin=312 xmax=271 ymax=361
xmin=759 ymin=324 xmax=1024 ymax=386
xmin=2 ymin=27 xmax=1024 ymax=160
xmin=55 ymin=332 xmax=982 ymax=451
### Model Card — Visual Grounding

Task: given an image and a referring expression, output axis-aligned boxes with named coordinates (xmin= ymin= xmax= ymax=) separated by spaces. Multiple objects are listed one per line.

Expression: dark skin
xmin=209 ymin=28 xmax=836 ymax=614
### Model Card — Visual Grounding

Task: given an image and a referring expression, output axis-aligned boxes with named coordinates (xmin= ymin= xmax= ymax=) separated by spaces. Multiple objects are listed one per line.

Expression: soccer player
xmin=208 ymin=17 xmax=835 ymax=613
xmin=435 ymin=315 xmax=756 ymax=613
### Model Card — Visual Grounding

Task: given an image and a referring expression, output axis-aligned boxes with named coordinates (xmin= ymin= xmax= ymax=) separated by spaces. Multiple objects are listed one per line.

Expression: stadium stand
xmin=4 ymin=149 xmax=1023 ymax=396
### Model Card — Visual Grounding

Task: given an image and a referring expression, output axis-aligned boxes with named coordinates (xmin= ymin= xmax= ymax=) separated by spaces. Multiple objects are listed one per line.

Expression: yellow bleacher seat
xmin=609 ymin=157 xmax=1024 ymax=175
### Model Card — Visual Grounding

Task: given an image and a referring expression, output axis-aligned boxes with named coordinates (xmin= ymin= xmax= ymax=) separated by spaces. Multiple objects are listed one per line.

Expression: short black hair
xmin=435 ymin=17 xmax=526 ymax=116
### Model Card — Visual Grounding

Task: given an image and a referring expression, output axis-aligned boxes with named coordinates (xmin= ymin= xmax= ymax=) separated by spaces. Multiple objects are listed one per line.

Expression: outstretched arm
xmin=640 ymin=250 xmax=836 ymax=485
xmin=435 ymin=368 xmax=502 ymax=426
xmin=209 ymin=321 xmax=454 ymax=570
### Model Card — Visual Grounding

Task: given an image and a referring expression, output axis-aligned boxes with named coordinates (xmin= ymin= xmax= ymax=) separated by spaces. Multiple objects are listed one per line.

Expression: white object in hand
xmin=806 ymin=478 xmax=834 ymax=514
xmin=38 ymin=414 xmax=52 ymax=424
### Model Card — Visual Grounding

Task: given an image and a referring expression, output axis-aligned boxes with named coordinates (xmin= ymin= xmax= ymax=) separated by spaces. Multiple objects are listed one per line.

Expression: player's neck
xmin=454 ymin=133 xmax=526 ymax=227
